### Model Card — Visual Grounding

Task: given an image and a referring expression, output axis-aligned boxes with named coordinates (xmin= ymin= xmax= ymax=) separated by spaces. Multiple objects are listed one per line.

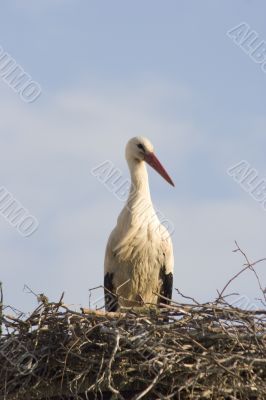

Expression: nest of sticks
xmin=1 ymin=244 xmax=266 ymax=400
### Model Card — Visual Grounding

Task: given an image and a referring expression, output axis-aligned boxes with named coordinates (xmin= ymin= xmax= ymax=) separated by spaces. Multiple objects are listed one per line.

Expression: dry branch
xmin=1 ymin=244 xmax=266 ymax=399
xmin=1 ymin=294 xmax=266 ymax=400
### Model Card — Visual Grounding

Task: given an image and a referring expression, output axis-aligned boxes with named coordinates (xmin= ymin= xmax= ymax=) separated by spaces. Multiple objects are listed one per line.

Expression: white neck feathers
xmin=127 ymin=159 xmax=151 ymax=208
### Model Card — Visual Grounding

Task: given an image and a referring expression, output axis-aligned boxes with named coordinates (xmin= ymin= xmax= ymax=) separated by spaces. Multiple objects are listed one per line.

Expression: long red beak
xmin=144 ymin=152 xmax=175 ymax=187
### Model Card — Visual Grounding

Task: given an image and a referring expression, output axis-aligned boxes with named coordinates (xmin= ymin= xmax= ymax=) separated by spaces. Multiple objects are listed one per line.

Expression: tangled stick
xmin=0 ymin=244 xmax=266 ymax=400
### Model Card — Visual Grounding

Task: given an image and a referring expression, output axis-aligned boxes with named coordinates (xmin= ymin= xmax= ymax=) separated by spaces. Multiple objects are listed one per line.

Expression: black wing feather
xmin=159 ymin=266 xmax=173 ymax=305
xmin=104 ymin=272 xmax=118 ymax=312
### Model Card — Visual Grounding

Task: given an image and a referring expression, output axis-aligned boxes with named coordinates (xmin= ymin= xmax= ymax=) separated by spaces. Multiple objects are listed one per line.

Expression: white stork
xmin=104 ymin=136 xmax=174 ymax=311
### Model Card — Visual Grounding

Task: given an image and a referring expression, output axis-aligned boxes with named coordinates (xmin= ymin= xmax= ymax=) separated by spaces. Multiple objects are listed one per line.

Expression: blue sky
xmin=1 ymin=1 xmax=266 ymax=313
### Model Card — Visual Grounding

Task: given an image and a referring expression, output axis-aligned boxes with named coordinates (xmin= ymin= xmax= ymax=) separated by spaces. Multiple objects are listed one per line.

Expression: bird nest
xmin=1 ymin=245 xmax=266 ymax=400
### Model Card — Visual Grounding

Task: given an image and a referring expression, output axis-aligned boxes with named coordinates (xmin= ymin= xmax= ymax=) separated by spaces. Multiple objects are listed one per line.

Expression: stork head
xmin=125 ymin=136 xmax=174 ymax=187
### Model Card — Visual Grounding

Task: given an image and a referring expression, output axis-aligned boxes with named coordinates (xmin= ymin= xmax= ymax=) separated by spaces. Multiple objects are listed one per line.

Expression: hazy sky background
xmin=1 ymin=0 xmax=266 ymax=314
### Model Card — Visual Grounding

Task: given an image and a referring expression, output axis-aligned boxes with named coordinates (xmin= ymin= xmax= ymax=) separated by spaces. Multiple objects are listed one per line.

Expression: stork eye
xmin=137 ymin=143 xmax=145 ymax=151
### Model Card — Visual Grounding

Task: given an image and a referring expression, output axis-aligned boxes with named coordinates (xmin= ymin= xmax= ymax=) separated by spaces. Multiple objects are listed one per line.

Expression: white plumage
xmin=104 ymin=137 xmax=174 ymax=311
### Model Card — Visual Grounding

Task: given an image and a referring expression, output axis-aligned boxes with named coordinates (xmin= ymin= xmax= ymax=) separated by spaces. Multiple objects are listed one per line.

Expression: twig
xmin=218 ymin=241 xmax=266 ymax=301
